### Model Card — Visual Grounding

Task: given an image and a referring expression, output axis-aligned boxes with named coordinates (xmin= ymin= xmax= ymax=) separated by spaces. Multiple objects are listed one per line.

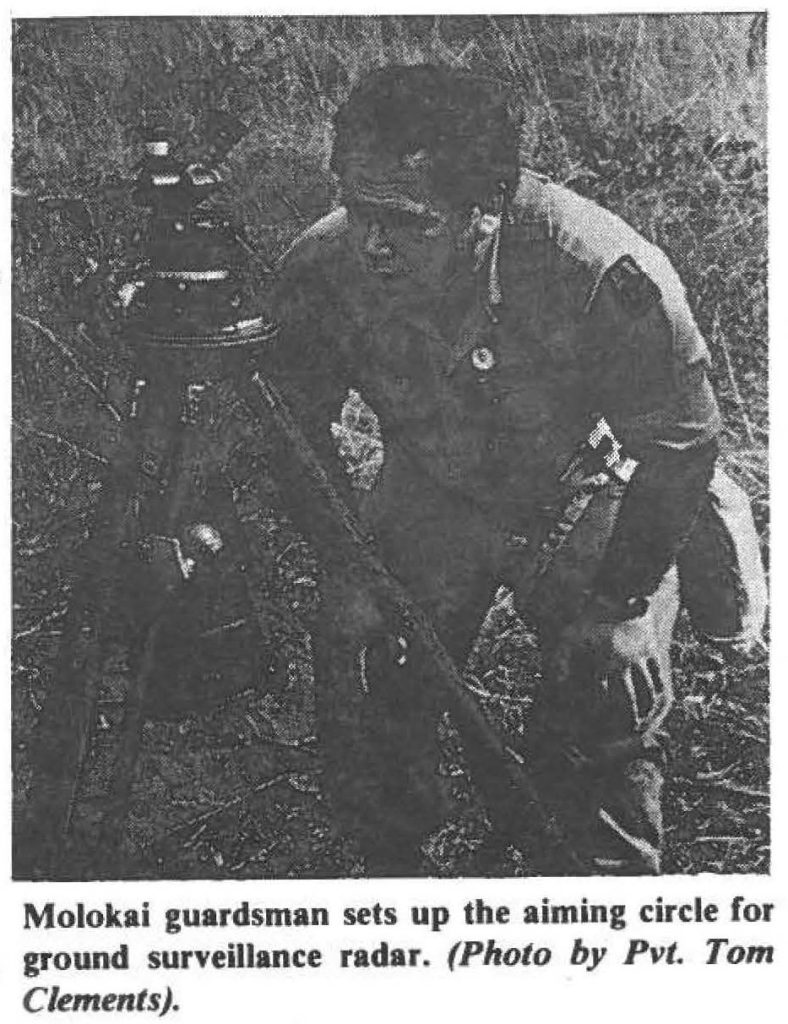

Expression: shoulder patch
xmin=604 ymin=255 xmax=661 ymax=318
xmin=512 ymin=171 xmax=710 ymax=365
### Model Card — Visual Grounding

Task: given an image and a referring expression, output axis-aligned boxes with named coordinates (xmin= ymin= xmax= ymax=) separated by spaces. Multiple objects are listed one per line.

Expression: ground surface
xmin=12 ymin=15 xmax=768 ymax=877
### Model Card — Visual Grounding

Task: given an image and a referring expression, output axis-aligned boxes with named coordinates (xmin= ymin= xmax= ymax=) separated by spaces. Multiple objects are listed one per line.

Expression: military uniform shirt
xmin=271 ymin=170 xmax=722 ymax=603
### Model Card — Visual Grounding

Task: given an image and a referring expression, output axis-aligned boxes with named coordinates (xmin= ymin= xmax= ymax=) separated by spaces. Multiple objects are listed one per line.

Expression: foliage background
xmin=11 ymin=14 xmax=768 ymax=876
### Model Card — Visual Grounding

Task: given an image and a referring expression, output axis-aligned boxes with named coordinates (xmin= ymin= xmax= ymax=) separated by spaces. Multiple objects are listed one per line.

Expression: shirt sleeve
xmin=586 ymin=259 xmax=722 ymax=457
xmin=593 ymin=437 xmax=719 ymax=608
xmin=583 ymin=256 xmax=723 ymax=607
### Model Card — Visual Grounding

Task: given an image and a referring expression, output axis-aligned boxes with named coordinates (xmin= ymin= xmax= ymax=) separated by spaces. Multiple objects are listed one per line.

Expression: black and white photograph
xmin=10 ymin=12 xmax=769 ymax=884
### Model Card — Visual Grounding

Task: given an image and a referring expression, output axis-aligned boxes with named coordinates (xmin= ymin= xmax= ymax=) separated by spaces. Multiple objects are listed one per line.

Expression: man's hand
xmin=546 ymin=593 xmax=673 ymax=766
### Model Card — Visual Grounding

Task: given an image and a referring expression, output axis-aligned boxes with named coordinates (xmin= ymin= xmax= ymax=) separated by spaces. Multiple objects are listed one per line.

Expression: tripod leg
xmin=19 ymin=390 xmax=190 ymax=878
xmin=81 ymin=619 xmax=163 ymax=878
xmin=16 ymin=478 xmax=134 ymax=879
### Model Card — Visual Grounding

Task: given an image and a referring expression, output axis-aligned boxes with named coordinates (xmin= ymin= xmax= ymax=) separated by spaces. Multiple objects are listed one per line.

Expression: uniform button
xmin=472 ymin=346 xmax=495 ymax=371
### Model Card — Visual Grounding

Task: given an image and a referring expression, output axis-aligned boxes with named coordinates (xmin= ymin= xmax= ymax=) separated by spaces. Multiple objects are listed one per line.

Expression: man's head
xmin=331 ymin=64 xmax=517 ymax=294
xmin=332 ymin=64 xmax=517 ymax=211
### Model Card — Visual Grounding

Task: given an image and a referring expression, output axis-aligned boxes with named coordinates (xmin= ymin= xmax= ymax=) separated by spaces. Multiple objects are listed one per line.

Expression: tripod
xmin=15 ymin=129 xmax=299 ymax=879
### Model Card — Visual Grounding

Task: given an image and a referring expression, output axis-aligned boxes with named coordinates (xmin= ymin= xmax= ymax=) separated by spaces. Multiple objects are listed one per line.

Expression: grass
xmin=12 ymin=14 xmax=768 ymax=876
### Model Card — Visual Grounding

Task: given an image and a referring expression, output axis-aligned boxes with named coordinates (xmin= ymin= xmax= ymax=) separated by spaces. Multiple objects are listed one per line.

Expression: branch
xmin=13 ymin=418 xmax=108 ymax=465
xmin=14 ymin=312 xmax=122 ymax=423
xmin=13 ymin=605 xmax=68 ymax=642
xmin=171 ymin=769 xmax=319 ymax=834
xmin=699 ymin=778 xmax=769 ymax=801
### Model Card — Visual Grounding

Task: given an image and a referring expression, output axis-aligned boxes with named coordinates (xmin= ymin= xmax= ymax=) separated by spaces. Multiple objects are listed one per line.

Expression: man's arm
xmin=584 ymin=265 xmax=724 ymax=615
xmin=592 ymin=436 xmax=719 ymax=615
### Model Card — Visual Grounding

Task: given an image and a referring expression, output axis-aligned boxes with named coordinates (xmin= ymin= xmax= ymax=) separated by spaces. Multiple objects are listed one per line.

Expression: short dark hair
xmin=331 ymin=64 xmax=518 ymax=209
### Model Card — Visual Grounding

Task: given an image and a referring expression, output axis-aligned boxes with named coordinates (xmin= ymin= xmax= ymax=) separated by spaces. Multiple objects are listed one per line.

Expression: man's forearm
xmin=593 ymin=438 xmax=719 ymax=612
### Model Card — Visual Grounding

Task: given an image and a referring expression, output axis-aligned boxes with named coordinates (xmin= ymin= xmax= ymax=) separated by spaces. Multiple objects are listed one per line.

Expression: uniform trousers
xmin=311 ymin=441 xmax=680 ymax=875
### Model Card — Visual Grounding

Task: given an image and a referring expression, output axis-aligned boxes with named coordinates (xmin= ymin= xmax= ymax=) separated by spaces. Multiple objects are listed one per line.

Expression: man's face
xmin=346 ymin=201 xmax=456 ymax=301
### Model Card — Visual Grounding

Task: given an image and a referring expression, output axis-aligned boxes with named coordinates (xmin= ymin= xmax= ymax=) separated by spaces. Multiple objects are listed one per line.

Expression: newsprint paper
xmin=4 ymin=3 xmax=786 ymax=1023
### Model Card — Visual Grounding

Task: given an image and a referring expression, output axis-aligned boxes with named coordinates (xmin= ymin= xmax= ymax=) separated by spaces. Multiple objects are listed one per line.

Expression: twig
xmin=244 ymin=712 xmax=263 ymax=739
xmin=76 ymin=323 xmax=108 ymax=358
xmin=229 ymin=835 xmax=287 ymax=873
xmin=737 ymin=730 xmax=768 ymax=746
xmin=463 ymin=676 xmax=532 ymax=705
xmin=13 ymin=419 xmax=107 ymax=465
xmin=171 ymin=771 xmax=316 ymax=834
xmin=696 ymin=764 xmax=737 ymax=781
xmin=711 ymin=313 xmax=756 ymax=446
xmin=275 ymin=540 xmax=298 ymax=564
xmin=12 ymin=188 xmax=89 ymax=204
xmin=271 ymin=735 xmax=317 ymax=751
xmin=14 ymin=312 xmax=122 ymax=423
xmin=693 ymin=835 xmax=750 ymax=844
xmin=199 ymin=618 xmax=248 ymax=638
xmin=701 ymin=779 xmax=769 ymax=801
xmin=183 ymin=821 xmax=209 ymax=850
xmin=173 ymin=776 xmax=288 ymax=832
xmin=13 ymin=606 xmax=68 ymax=642
xmin=277 ymin=190 xmax=305 ymax=223
xmin=227 ymin=807 xmax=308 ymax=872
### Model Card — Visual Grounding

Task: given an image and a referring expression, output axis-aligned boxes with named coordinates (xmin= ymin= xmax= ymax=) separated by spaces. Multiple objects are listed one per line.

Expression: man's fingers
xmin=646 ymin=656 xmax=663 ymax=694
xmin=620 ymin=666 xmax=641 ymax=727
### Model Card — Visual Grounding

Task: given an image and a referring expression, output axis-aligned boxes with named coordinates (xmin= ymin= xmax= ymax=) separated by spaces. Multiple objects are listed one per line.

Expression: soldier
xmin=267 ymin=65 xmax=762 ymax=875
